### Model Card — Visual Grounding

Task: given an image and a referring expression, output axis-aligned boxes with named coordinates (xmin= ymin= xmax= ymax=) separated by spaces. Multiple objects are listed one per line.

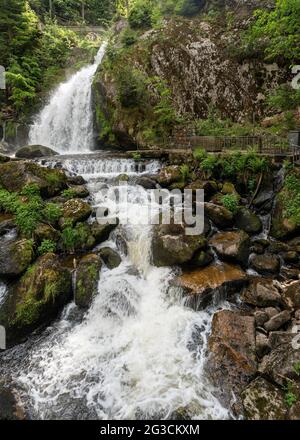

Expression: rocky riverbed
xmin=0 ymin=146 xmax=299 ymax=420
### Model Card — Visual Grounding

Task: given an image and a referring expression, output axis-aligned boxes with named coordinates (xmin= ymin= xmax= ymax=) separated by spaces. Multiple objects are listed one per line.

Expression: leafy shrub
xmin=267 ymin=85 xmax=300 ymax=112
xmin=43 ymin=203 xmax=62 ymax=224
xmin=116 ymin=67 xmax=146 ymax=108
xmin=38 ymin=239 xmax=57 ymax=255
xmin=128 ymin=2 xmax=152 ymax=29
xmin=121 ymin=28 xmax=138 ymax=47
xmin=180 ymin=164 xmax=190 ymax=182
xmin=281 ymin=173 xmax=300 ymax=225
xmin=132 ymin=152 xmax=142 ymax=161
xmin=221 ymin=194 xmax=239 ymax=214
xmin=61 ymin=189 xmax=77 ymax=200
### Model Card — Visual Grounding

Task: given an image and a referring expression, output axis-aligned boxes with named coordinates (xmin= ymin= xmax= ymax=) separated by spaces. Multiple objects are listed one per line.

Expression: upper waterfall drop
xmin=29 ymin=42 xmax=108 ymax=154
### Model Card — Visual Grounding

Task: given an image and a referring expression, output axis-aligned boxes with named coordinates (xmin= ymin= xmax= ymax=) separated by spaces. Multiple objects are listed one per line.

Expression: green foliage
xmin=221 ymin=194 xmax=239 ymax=214
xmin=61 ymin=219 xmax=78 ymax=253
xmin=116 ymin=67 xmax=146 ymax=108
xmin=121 ymin=27 xmax=138 ymax=47
xmin=161 ymin=0 xmax=204 ymax=17
xmin=43 ymin=203 xmax=62 ymax=224
xmin=38 ymin=239 xmax=57 ymax=255
xmin=61 ymin=189 xmax=78 ymax=199
xmin=267 ymin=85 xmax=300 ymax=112
xmin=180 ymin=164 xmax=190 ymax=182
xmin=281 ymin=172 xmax=300 ymax=225
xmin=245 ymin=0 xmax=300 ymax=62
xmin=132 ymin=151 xmax=141 ymax=160
xmin=284 ymin=380 xmax=298 ymax=407
xmin=128 ymin=1 xmax=152 ymax=29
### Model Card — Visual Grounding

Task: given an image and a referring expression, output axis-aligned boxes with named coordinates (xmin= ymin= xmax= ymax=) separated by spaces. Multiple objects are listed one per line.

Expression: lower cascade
xmin=1 ymin=157 xmax=229 ymax=420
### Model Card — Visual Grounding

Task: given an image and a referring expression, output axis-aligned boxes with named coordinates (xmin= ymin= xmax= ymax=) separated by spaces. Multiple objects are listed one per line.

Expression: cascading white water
xmin=28 ymin=42 xmax=107 ymax=153
xmin=12 ymin=159 xmax=229 ymax=420
xmin=0 ymin=281 xmax=7 ymax=307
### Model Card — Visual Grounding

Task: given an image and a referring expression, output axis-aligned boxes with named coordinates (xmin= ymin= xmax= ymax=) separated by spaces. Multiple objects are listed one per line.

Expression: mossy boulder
xmin=34 ymin=223 xmax=60 ymax=244
xmin=75 ymin=254 xmax=102 ymax=308
xmin=0 ymin=161 xmax=67 ymax=198
xmin=15 ymin=145 xmax=59 ymax=159
xmin=0 ymin=253 xmax=72 ymax=346
xmin=0 ymin=239 xmax=34 ymax=277
xmin=98 ymin=247 xmax=122 ymax=269
xmin=271 ymin=195 xmax=300 ymax=240
xmin=205 ymin=203 xmax=234 ymax=228
xmin=59 ymin=199 xmax=92 ymax=227
xmin=250 ymin=253 xmax=280 ymax=275
xmin=157 ymin=166 xmax=182 ymax=187
xmin=235 ymin=207 xmax=262 ymax=234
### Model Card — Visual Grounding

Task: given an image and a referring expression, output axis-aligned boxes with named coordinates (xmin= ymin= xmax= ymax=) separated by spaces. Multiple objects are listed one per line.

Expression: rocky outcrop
xmin=174 ymin=263 xmax=247 ymax=309
xmin=98 ymin=248 xmax=122 ymax=270
xmin=0 ymin=253 xmax=72 ymax=346
xmin=0 ymin=161 xmax=67 ymax=197
xmin=75 ymin=254 xmax=102 ymax=308
xmin=15 ymin=145 xmax=58 ymax=159
xmin=59 ymin=199 xmax=92 ymax=227
xmin=210 ymin=230 xmax=250 ymax=265
xmin=207 ymin=310 xmax=257 ymax=408
xmin=0 ymin=239 xmax=34 ymax=278
xmin=271 ymin=195 xmax=300 ymax=240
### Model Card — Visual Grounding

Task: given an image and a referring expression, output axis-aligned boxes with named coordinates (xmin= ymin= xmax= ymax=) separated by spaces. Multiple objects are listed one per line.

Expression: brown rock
xmin=210 ymin=230 xmax=250 ymax=265
xmin=283 ymin=281 xmax=300 ymax=310
xmin=241 ymin=278 xmax=283 ymax=308
xmin=250 ymin=253 xmax=280 ymax=275
xmin=264 ymin=311 xmax=291 ymax=332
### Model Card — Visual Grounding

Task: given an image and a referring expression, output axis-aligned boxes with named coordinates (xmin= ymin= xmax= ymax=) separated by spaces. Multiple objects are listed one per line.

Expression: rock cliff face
xmin=92 ymin=4 xmax=287 ymax=149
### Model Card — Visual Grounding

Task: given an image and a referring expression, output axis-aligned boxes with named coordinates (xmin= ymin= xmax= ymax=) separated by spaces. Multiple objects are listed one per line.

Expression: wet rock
xmin=205 ymin=203 xmax=234 ymax=228
xmin=15 ymin=145 xmax=58 ymax=159
xmin=256 ymin=333 xmax=271 ymax=358
xmin=75 ymin=254 xmax=102 ymax=308
xmin=186 ymin=180 xmax=218 ymax=200
xmin=265 ymin=307 xmax=280 ymax=319
xmin=207 ymin=310 xmax=256 ymax=407
xmin=65 ymin=185 xmax=90 ymax=199
xmin=0 ymin=384 xmax=26 ymax=420
xmin=0 ymin=215 xmax=15 ymax=236
xmin=59 ymin=198 xmax=92 ymax=227
xmin=0 ymin=239 xmax=34 ymax=277
xmin=242 ymin=377 xmax=287 ymax=420
xmin=264 ymin=311 xmax=291 ymax=332
xmin=118 ymin=173 xmax=129 ymax=182
xmin=157 ymin=165 xmax=181 ymax=187
xmin=0 ymin=161 xmax=67 ymax=197
xmin=210 ymin=230 xmax=250 ymax=265
xmin=98 ymin=247 xmax=122 ymax=269
xmin=0 ymin=154 xmax=10 ymax=163
xmin=190 ymin=249 xmax=214 ymax=268
xmin=235 ymin=207 xmax=262 ymax=234
xmin=283 ymin=281 xmax=300 ymax=310
xmin=282 ymin=251 xmax=299 ymax=265
xmin=281 ymin=267 xmax=300 ymax=280
xmin=91 ymin=220 xmax=119 ymax=245
xmin=175 ymin=263 xmax=247 ymax=309
xmin=288 ymin=237 xmax=300 ymax=253
xmin=259 ymin=332 xmax=300 ymax=386
xmin=254 ymin=310 xmax=269 ymax=327
xmin=250 ymin=253 xmax=280 ymax=275
xmin=0 ymin=253 xmax=72 ymax=346
xmin=67 ymin=175 xmax=86 ymax=186
xmin=151 ymin=223 xmax=207 ymax=267
xmin=136 ymin=176 xmax=157 ymax=189
xmin=241 ymin=278 xmax=283 ymax=308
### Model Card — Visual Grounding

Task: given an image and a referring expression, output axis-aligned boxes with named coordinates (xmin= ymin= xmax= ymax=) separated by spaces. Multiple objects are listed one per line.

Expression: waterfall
xmin=28 ymin=42 xmax=107 ymax=154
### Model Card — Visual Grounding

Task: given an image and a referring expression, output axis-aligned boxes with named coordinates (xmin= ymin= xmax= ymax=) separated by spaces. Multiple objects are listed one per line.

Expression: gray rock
xmin=256 ymin=332 xmax=271 ymax=358
xmin=250 ymin=253 xmax=280 ymax=275
xmin=15 ymin=145 xmax=58 ymax=159
xmin=241 ymin=278 xmax=283 ymax=308
xmin=264 ymin=310 xmax=291 ymax=332
xmin=235 ymin=207 xmax=262 ymax=234
xmin=98 ymin=247 xmax=122 ymax=269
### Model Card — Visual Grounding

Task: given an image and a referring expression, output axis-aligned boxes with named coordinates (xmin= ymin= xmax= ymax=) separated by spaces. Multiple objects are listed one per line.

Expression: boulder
xmin=0 ymin=215 xmax=15 ymax=236
xmin=205 ymin=203 xmax=234 ymax=228
xmin=98 ymin=247 xmax=122 ymax=269
xmin=67 ymin=175 xmax=86 ymax=186
xmin=190 ymin=249 xmax=214 ymax=268
xmin=221 ymin=182 xmax=240 ymax=197
xmin=242 ymin=377 xmax=287 ymax=420
xmin=0 ymin=161 xmax=67 ymax=198
xmin=235 ymin=207 xmax=262 ymax=234
xmin=157 ymin=166 xmax=181 ymax=187
xmin=0 ymin=154 xmax=10 ymax=163
xmin=207 ymin=310 xmax=256 ymax=406
xmin=151 ymin=223 xmax=207 ymax=267
xmin=75 ymin=254 xmax=102 ymax=308
xmin=250 ymin=253 xmax=280 ymax=275
xmin=59 ymin=199 xmax=92 ymax=227
xmin=241 ymin=278 xmax=283 ymax=308
xmin=282 ymin=251 xmax=299 ymax=265
xmin=91 ymin=220 xmax=119 ymax=245
xmin=283 ymin=281 xmax=300 ymax=310
xmin=186 ymin=180 xmax=218 ymax=200
xmin=34 ymin=223 xmax=60 ymax=244
xmin=15 ymin=145 xmax=58 ymax=159
xmin=0 ymin=239 xmax=34 ymax=277
xmin=255 ymin=333 xmax=271 ymax=358
xmin=0 ymin=253 xmax=72 ymax=345
xmin=259 ymin=332 xmax=300 ymax=387
xmin=135 ymin=176 xmax=157 ymax=189
xmin=210 ymin=230 xmax=250 ymax=265
xmin=0 ymin=384 xmax=26 ymax=420
xmin=288 ymin=237 xmax=300 ymax=253
xmin=64 ymin=185 xmax=89 ymax=199
xmin=264 ymin=310 xmax=291 ymax=332
xmin=174 ymin=263 xmax=247 ymax=309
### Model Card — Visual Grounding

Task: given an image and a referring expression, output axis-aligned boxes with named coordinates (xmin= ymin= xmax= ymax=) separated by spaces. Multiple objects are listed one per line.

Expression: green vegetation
xmin=281 ymin=171 xmax=300 ymax=226
xmin=132 ymin=151 xmax=141 ymax=160
xmin=180 ymin=164 xmax=190 ymax=183
xmin=38 ymin=239 xmax=57 ymax=255
xmin=221 ymin=194 xmax=239 ymax=214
